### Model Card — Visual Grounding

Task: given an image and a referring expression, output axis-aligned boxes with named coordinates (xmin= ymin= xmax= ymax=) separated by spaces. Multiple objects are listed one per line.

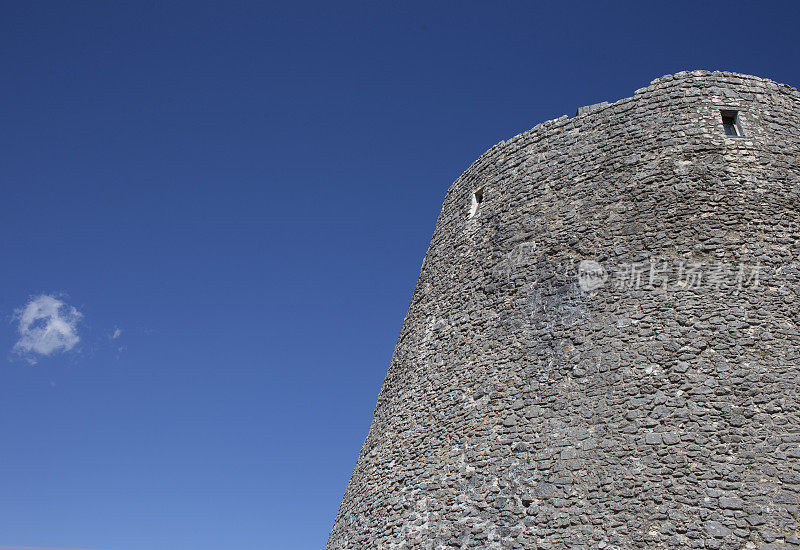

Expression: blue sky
xmin=1 ymin=1 xmax=797 ymax=548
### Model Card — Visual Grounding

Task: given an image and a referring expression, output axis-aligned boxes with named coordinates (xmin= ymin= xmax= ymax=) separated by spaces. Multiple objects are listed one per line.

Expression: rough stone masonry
xmin=328 ymin=71 xmax=800 ymax=549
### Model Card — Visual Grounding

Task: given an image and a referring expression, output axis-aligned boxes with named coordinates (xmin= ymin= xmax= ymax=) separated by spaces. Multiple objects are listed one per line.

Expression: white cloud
xmin=111 ymin=327 xmax=122 ymax=339
xmin=13 ymin=295 xmax=82 ymax=360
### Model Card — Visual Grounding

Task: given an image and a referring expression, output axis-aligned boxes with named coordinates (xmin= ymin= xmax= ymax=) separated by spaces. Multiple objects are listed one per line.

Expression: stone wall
xmin=328 ymin=71 xmax=800 ymax=549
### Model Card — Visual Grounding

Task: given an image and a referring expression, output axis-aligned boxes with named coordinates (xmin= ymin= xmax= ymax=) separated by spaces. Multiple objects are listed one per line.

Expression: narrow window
xmin=721 ymin=110 xmax=743 ymax=137
xmin=469 ymin=188 xmax=484 ymax=218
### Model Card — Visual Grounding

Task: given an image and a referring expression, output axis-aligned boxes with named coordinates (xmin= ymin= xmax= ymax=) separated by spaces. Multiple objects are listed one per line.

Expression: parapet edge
xmin=442 ymin=70 xmax=799 ymax=204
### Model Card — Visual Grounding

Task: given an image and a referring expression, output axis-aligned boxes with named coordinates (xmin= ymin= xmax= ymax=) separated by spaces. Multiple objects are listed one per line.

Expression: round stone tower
xmin=328 ymin=71 xmax=800 ymax=549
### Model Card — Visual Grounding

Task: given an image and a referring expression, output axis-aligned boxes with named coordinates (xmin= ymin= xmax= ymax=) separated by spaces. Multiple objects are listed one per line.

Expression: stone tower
xmin=328 ymin=71 xmax=800 ymax=549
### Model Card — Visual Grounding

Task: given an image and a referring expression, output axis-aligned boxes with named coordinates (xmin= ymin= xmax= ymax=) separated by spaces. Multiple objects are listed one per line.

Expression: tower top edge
xmin=647 ymin=69 xmax=797 ymax=91
xmin=441 ymin=70 xmax=798 ymax=200
xmin=545 ymin=69 xmax=797 ymax=139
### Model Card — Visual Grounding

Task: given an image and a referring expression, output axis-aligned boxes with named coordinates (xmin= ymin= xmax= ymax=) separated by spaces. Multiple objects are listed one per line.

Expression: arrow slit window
xmin=469 ymin=188 xmax=484 ymax=218
xmin=721 ymin=110 xmax=743 ymax=137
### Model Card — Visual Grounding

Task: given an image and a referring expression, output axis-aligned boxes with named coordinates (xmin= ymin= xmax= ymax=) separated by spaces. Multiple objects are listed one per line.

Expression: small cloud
xmin=111 ymin=327 xmax=122 ymax=339
xmin=13 ymin=295 xmax=82 ymax=362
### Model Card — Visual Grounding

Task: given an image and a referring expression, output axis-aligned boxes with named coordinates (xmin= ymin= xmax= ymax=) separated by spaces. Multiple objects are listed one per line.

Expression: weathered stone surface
xmin=327 ymin=70 xmax=800 ymax=549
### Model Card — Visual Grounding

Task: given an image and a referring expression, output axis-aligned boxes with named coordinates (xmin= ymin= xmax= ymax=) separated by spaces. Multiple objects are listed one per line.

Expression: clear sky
xmin=1 ymin=1 xmax=797 ymax=549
